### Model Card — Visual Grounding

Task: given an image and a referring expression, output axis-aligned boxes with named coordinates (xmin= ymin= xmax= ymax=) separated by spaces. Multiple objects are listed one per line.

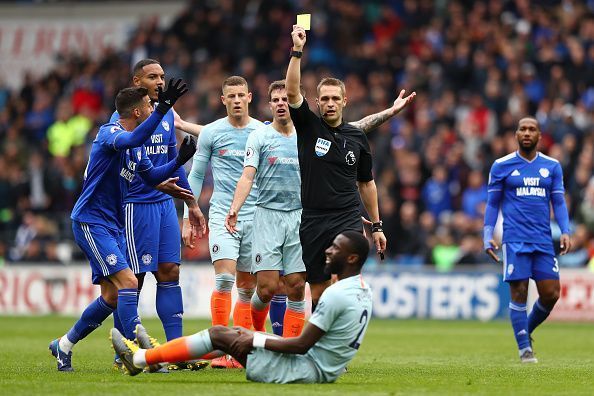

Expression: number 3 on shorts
xmin=553 ymin=258 xmax=559 ymax=273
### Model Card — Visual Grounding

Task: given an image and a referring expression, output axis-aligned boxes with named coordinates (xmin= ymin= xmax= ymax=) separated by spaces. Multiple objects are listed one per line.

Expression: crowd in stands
xmin=0 ymin=0 xmax=593 ymax=269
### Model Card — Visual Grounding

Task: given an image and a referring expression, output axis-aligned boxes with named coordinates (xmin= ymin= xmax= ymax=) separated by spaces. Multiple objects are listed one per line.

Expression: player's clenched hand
xmin=485 ymin=239 xmax=501 ymax=263
xmin=372 ymin=231 xmax=387 ymax=259
xmin=559 ymin=234 xmax=571 ymax=255
xmin=391 ymin=89 xmax=416 ymax=115
xmin=156 ymin=177 xmax=195 ymax=200
xmin=291 ymin=25 xmax=306 ymax=50
xmin=182 ymin=218 xmax=196 ymax=249
xmin=176 ymin=135 xmax=197 ymax=166
xmin=188 ymin=205 xmax=206 ymax=240
xmin=225 ymin=209 xmax=238 ymax=234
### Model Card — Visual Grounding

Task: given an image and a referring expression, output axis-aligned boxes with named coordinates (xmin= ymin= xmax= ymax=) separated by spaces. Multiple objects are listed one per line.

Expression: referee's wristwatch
xmin=371 ymin=221 xmax=383 ymax=233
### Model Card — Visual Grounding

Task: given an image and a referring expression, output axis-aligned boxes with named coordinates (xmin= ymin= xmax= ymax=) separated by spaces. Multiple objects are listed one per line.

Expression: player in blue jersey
xmin=484 ymin=117 xmax=572 ymax=363
xmin=225 ymin=80 xmax=306 ymax=338
xmin=109 ymin=60 xmax=206 ymax=372
xmin=49 ymin=81 xmax=196 ymax=372
xmin=112 ymin=230 xmax=373 ymax=384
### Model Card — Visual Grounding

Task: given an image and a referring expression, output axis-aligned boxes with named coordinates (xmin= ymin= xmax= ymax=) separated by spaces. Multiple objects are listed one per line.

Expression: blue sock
xmin=509 ymin=301 xmax=531 ymax=351
xmin=66 ymin=296 xmax=114 ymax=344
xmin=527 ymin=299 xmax=551 ymax=334
xmin=118 ymin=288 xmax=141 ymax=340
xmin=270 ymin=294 xmax=287 ymax=336
xmin=156 ymin=281 xmax=184 ymax=341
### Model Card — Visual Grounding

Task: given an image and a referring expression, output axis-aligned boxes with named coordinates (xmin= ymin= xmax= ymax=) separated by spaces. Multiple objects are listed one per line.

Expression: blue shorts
xmin=501 ymin=242 xmax=560 ymax=282
xmin=72 ymin=221 xmax=129 ymax=285
xmin=124 ymin=200 xmax=181 ymax=274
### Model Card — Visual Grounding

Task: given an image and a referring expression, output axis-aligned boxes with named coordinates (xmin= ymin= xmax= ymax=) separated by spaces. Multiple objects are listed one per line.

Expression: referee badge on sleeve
xmin=315 ymin=138 xmax=331 ymax=156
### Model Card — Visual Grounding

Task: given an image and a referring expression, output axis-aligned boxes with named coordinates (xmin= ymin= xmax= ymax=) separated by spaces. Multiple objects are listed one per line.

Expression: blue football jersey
xmin=110 ymin=108 xmax=176 ymax=203
xmin=71 ymin=121 xmax=156 ymax=230
xmin=487 ymin=151 xmax=565 ymax=245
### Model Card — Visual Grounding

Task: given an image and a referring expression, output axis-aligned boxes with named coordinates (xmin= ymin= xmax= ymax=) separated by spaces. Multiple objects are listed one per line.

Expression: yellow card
xmin=296 ymin=14 xmax=311 ymax=30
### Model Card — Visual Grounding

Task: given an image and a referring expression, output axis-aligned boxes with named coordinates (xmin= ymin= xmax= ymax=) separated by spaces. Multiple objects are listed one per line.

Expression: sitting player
xmin=112 ymin=231 xmax=373 ymax=383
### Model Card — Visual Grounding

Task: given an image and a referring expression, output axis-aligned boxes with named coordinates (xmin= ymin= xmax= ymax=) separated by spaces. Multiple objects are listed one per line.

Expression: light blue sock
xmin=251 ymin=290 xmax=270 ymax=311
xmin=270 ymin=294 xmax=287 ymax=336
xmin=509 ymin=301 xmax=531 ymax=351
xmin=287 ymin=299 xmax=305 ymax=313
xmin=67 ymin=296 xmax=114 ymax=344
xmin=156 ymin=281 xmax=184 ymax=341
xmin=527 ymin=299 xmax=551 ymax=334
xmin=118 ymin=288 xmax=141 ymax=340
xmin=214 ymin=273 xmax=235 ymax=292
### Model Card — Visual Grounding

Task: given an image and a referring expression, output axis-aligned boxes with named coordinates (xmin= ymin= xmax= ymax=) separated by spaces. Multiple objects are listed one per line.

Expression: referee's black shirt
xmin=289 ymin=98 xmax=373 ymax=210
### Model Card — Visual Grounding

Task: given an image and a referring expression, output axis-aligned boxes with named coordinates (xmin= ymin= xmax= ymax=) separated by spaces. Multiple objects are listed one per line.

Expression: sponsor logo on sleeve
xmin=345 ymin=150 xmax=356 ymax=165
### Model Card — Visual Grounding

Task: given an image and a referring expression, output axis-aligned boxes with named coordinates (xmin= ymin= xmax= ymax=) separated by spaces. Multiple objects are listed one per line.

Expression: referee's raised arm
xmin=287 ymin=25 xmax=306 ymax=105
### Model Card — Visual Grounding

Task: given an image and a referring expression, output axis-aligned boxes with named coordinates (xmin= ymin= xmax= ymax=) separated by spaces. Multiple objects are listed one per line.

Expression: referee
xmin=286 ymin=25 xmax=414 ymax=312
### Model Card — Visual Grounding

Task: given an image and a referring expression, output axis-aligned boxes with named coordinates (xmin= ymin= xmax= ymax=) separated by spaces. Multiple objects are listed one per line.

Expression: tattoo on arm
xmin=350 ymin=109 xmax=393 ymax=133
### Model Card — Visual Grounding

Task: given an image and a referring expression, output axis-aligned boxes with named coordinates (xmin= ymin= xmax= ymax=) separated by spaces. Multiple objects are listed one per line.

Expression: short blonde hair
xmin=316 ymin=77 xmax=345 ymax=97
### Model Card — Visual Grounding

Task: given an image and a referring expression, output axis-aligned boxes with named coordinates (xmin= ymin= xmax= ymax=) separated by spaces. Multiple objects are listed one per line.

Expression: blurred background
xmin=0 ymin=0 xmax=593 ymax=321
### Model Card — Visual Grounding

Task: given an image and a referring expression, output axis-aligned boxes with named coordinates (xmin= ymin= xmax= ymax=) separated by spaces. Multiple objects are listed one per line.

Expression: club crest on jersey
xmin=539 ymin=168 xmax=550 ymax=178
xmin=137 ymin=150 xmax=142 ymax=161
xmin=345 ymin=151 xmax=356 ymax=165
xmin=161 ymin=120 xmax=170 ymax=131
xmin=110 ymin=126 xmax=120 ymax=133
xmin=315 ymin=138 xmax=331 ymax=156
xmin=106 ymin=254 xmax=118 ymax=266
xmin=142 ymin=254 xmax=152 ymax=265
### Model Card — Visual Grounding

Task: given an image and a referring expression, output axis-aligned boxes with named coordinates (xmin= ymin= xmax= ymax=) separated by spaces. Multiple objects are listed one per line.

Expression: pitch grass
xmin=1 ymin=317 xmax=593 ymax=395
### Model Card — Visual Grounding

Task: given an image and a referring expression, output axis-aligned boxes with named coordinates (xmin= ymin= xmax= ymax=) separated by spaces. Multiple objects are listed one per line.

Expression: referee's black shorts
xmin=299 ymin=207 xmax=363 ymax=283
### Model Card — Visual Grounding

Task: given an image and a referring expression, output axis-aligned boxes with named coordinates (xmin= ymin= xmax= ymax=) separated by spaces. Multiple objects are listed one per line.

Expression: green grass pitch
xmin=1 ymin=316 xmax=593 ymax=395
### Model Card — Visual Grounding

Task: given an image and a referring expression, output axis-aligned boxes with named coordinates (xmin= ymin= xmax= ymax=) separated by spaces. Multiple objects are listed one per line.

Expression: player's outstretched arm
xmin=350 ymin=89 xmax=416 ymax=133
xmin=113 ymin=78 xmax=188 ymax=150
xmin=173 ymin=109 xmax=203 ymax=137
xmin=286 ymin=25 xmax=306 ymax=105
xmin=225 ymin=166 xmax=256 ymax=234
xmin=231 ymin=322 xmax=325 ymax=357
xmin=137 ymin=136 xmax=196 ymax=186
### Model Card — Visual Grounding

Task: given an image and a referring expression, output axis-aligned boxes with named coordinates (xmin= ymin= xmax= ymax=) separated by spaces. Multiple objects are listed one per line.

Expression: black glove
xmin=176 ymin=135 xmax=197 ymax=166
xmin=156 ymin=78 xmax=188 ymax=114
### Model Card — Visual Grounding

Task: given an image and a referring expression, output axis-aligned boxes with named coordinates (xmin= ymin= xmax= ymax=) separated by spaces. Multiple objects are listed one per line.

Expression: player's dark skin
xmin=206 ymin=234 xmax=364 ymax=366
xmin=485 ymin=118 xmax=571 ymax=312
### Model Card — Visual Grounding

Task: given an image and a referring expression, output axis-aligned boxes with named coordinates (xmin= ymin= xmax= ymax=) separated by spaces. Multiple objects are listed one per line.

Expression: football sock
xmin=527 ymin=298 xmax=551 ymax=334
xmin=509 ymin=301 xmax=531 ymax=351
xmin=156 ymin=281 xmax=184 ymax=340
xmin=270 ymin=294 xmax=287 ymax=336
xmin=233 ymin=288 xmax=254 ymax=329
xmin=142 ymin=330 xmax=223 ymax=367
xmin=250 ymin=291 xmax=270 ymax=332
xmin=211 ymin=273 xmax=234 ymax=326
xmin=283 ymin=300 xmax=305 ymax=338
xmin=118 ymin=288 xmax=141 ymax=340
xmin=63 ymin=296 xmax=114 ymax=352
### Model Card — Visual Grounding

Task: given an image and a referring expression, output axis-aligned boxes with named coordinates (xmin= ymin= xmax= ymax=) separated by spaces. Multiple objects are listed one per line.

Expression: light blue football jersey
xmin=307 ymin=274 xmax=373 ymax=383
xmin=244 ymin=124 xmax=301 ymax=211
xmin=187 ymin=117 xmax=264 ymax=220
xmin=488 ymin=151 xmax=565 ymax=247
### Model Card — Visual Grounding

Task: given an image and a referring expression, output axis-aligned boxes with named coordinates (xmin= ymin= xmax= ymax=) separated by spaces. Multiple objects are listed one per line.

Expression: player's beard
xmin=519 ymin=140 xmax=537 ymax=153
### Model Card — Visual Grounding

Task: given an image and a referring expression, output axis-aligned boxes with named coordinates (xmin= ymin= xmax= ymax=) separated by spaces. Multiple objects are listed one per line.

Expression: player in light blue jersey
xmin=225 ymin=80 xmax=306 ymax=338
xmin=109 ymin=60 xmax=206 ymax=372
xmin=112 ymin=230 xmax=373 ymax=384
xmin=182 ymin=75 xmax=264 ymax=368
xmin=484 ymin=117 xmax=572 ymax=363
xmin=49 ymin=82 xmax=196 ymax=372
